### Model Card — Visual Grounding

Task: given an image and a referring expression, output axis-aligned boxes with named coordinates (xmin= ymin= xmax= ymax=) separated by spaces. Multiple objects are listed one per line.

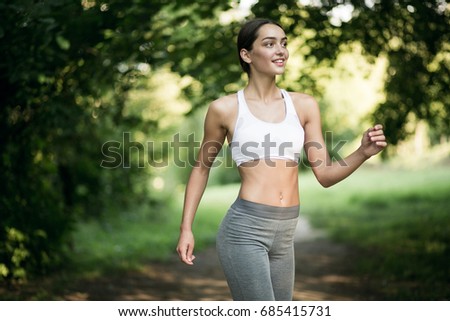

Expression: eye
xmin=264 ymin=42 xmax=274 ymax=48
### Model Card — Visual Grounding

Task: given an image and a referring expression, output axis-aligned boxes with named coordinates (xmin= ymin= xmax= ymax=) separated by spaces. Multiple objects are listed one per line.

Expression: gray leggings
xmin=216 ymin=198 xmax=299 ymax=301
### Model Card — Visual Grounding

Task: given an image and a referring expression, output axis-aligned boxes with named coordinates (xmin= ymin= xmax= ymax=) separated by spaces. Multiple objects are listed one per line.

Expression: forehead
xmin=256 ymin=24 xmax=286 ymax=40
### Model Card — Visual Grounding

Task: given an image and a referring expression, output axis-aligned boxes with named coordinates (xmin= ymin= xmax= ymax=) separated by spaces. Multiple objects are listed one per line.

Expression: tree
xmin=0 ymin=0 xmax=231 ymax=281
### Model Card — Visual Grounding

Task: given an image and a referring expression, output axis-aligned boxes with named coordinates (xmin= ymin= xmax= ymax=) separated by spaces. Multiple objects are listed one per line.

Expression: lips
xmin=272 ymin=58 xmax=285 ymax=66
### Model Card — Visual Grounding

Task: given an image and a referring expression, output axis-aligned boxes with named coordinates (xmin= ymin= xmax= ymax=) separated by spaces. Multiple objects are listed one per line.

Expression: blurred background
xmin=1 ymin=0 xmax=449 ymax=300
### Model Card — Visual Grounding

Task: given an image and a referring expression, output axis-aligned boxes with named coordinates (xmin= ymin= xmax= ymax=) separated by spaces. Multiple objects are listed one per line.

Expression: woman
xmin=176 ymin=18 xmax=387 ymax=301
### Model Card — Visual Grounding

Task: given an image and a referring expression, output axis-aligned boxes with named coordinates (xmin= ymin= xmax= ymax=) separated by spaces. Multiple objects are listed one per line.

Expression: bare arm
xmin=301 ymin=95 xmax=387 ymax=188
xmin=176 ymin=101 xmax=227 ymax=265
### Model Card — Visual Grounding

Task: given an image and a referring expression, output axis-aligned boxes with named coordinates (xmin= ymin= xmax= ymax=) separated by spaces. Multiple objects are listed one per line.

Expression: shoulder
xmin=205 ymin=93 xmax=238 ymax=128
xmin=286 ymin=91 xmax=319 ymax=109
xmin=285 ymin=91 xmax=320 ymax=124
xmin=209 ymin=93 xmax=238 ymax=114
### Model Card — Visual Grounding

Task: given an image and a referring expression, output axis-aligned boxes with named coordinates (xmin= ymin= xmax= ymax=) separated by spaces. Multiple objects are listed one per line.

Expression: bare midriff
xmin=237 ymin=159 xmax=300 ymax=207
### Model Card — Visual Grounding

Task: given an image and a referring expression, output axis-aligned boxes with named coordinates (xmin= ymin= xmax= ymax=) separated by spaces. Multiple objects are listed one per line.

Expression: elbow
xmin=318 ymin=179 xmax=334 ymax=188
xmin=315 ymin=173 xmax=335 ymax=188
xmin=312 ymin=168 xmax=336 ymax=188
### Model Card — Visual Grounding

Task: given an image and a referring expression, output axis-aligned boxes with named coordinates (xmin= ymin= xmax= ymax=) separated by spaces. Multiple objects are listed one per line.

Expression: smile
xmin=273 ymin=59 xmax=285 ymax=66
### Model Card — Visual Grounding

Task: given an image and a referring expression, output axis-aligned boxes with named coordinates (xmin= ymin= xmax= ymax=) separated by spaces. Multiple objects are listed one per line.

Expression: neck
xmin=245 ymin=75 xmax=280 ymax=103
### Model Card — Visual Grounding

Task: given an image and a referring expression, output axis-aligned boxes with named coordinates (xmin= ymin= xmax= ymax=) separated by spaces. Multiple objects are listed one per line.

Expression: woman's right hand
xmin=176 ymin=230 xmax=196 ymax=265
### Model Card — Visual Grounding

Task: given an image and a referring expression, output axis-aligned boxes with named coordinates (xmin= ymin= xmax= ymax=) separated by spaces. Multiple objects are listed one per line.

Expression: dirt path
xmin=60 ymin=216 xmax=381 ymax=301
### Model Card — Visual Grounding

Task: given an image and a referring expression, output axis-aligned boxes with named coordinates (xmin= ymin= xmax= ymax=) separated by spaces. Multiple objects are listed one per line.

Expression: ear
xmin=240 ymin=48 xmax=252 ymax=64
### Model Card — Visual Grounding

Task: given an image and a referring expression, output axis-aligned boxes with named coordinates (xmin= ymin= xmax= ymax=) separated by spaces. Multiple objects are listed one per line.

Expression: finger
xmin=177 ymin=245 xmax=191 ymax=265
xmin=368 ymin=130 xmax=384 ymax=140
xmin=374 ymin=124 xmax=383 ymax=130
xmin=367 ymin=124 xmax=384 ymax=136
xmin=179 ymin=244 xmax=194 ymax=265
xmin=369 ymin=134 xmax=386 ymax=142
xmin=365 ymin=127 xmax=376 ymax=140
xmin=186 ymin=245 xmax=195 ymax=264
xmin=370 ymin=129 xmax=384 ymax=136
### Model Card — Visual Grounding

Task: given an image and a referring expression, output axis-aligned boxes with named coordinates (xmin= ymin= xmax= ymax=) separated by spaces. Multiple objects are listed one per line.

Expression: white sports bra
xmin=230 ymin=89 xmax=305 ymax=166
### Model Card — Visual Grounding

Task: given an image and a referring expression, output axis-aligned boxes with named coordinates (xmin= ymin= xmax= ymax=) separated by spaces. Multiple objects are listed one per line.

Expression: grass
xmin=69 ymin=184 xmax=238 ymax=277
xmin=299 ymin=165 xmax=450 ymax=300
xmin=0 ymin=186 xmax=237 ymax=300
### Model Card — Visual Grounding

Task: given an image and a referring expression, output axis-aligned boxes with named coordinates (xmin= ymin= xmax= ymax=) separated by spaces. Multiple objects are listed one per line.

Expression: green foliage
xmin=0 ymin=0 xmax=195 ymax=281
xmin=151 ymin=1 xmax=449 ymax=145
xmin=148 ymin=1 xmax=244 ymax=110
xmin=0 ymin=0 xmax=237 ymax=282
xmin=1 ymin=228 xmax=29 ymax=280
xmin=2 ymin=1 xmax=107 ymax=280
xmin=250 ymin=0 xmax=449 ymax=144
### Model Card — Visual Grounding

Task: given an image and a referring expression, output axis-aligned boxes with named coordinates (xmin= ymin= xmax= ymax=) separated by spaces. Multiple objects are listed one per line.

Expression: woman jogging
xmin=176 ymin=18 xmax=387 ymax=301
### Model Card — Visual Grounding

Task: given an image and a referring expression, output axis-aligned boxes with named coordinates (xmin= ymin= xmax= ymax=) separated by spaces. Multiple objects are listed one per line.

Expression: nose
xmin=275 ymin=43 xmax=286 ymax=55
xmin=275 ymin=47 xmax=285 ymax=57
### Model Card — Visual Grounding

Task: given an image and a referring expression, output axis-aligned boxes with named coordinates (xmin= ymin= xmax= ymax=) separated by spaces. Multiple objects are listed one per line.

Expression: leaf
xmin=56 ymin=34 xmax=70 ymax=50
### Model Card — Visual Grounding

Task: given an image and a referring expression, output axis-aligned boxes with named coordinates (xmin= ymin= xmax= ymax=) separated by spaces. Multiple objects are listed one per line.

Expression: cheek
xmin=257 ymin=49 xmax=272 ymax=59
xmin=252 ymin=51 xmax=272 ymax=64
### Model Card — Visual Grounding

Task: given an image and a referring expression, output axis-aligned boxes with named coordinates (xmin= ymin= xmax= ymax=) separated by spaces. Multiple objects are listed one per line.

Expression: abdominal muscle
xmin=237 ymin=159 xmax=300 ymax=207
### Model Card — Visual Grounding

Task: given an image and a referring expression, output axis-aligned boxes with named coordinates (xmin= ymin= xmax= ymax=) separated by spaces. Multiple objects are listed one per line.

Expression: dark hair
xmin=237 ymin=18 xmax=284 ymax=76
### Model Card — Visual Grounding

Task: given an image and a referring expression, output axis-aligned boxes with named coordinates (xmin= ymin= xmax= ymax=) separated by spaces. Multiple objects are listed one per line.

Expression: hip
xmin=217 ymin=198 xmax=299 ymax=247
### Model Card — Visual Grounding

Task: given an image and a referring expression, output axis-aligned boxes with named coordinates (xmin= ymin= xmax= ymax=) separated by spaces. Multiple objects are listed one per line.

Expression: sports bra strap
xmin=236 ymin=90 xmax=248 ymax=116
xmin=280 ymin=89 xmax=296 ymax=116
xmin=238 ymin=89 xmax=295 ymax=116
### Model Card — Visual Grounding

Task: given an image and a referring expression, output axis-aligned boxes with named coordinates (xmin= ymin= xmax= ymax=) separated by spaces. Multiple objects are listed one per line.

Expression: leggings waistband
xmin=231 ymin=197 xmax=299 ymax=220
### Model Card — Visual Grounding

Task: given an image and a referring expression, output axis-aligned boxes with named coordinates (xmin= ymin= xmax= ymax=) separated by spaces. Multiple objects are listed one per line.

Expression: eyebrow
xmin=261 ymin=36 xmax=288 ymax=41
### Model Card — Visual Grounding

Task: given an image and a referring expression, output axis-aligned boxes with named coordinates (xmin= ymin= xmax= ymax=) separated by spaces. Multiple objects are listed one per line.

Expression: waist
xmin=238 ymin=159 xmax=300 ymax=206
xmin=231 ymin=197 xmax=299 ymax=220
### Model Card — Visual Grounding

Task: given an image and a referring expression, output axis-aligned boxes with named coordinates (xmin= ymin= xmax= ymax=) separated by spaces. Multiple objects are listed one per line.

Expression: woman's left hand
xmin=359 ymin=124 xmax=388 ymax=158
